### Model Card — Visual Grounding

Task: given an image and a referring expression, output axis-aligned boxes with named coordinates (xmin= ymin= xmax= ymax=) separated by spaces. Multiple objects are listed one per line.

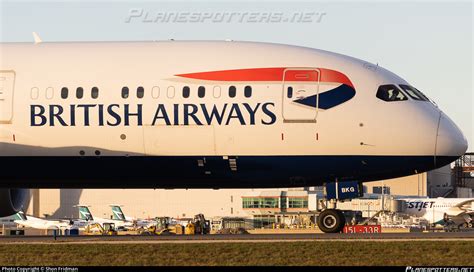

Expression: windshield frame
xmin=399 ymin=84 xmax=429 ymax=102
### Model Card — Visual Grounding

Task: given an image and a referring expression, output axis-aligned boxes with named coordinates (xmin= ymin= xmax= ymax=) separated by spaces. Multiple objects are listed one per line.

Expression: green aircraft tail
xmin=111 ymin=205 xmax=125 ymax=220
xmin=77 ymin=206 xmax=93 ymax=221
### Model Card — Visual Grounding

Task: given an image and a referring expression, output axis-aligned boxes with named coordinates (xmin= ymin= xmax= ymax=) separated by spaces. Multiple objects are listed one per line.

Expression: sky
xmin=0 ymin=0 xmax=473 ymax=151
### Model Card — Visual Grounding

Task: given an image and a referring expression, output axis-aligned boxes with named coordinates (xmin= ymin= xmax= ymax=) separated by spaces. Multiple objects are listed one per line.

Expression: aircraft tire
xmin=317 ymin=209 xmax=346 ymax=233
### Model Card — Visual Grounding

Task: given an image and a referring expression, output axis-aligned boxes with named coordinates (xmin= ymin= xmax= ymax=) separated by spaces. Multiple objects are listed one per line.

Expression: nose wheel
xmin=317 ymin=209 xmax=346 ymax=233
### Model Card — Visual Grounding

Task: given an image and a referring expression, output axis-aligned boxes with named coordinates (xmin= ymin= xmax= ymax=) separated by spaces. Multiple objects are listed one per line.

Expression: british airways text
xmin=30 ymin=103 xmax=277 ymax=127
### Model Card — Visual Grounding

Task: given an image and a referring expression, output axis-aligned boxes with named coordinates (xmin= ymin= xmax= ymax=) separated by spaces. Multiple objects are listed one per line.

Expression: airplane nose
xmin=435 ymin=112 xmax=468 ymax=167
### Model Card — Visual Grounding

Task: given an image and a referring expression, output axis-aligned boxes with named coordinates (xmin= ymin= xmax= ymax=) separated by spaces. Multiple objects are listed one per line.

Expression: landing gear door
xmin=282 ymin=69 xmax=319 ymax=123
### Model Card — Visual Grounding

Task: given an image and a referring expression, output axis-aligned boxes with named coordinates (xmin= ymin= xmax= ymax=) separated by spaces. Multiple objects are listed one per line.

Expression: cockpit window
xmin=399 ymin=85 xmax=429 ymax=101
xmin=398 ymin=84 xmax=424 ymax=101
xmin=376 ymin=85 xmax=408 ymax=102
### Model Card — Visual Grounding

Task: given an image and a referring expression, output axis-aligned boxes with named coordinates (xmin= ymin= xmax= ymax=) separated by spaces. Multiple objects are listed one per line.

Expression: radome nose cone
xmin=436 ymin=112 xmax=468 ymax=158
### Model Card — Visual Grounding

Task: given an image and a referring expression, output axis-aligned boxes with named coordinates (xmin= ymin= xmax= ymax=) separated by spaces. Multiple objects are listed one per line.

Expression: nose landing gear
xmin=316 ymin=180 xmax=363 ymax=233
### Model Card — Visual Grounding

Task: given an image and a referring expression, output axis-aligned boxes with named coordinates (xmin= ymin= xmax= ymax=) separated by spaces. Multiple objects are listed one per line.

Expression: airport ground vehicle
xmin=138 ymin=217 xmax=183 ymax=235
xmin=102 ymin=223 xmax=118 ymax=235
xmin=84 ymin=222 xmax=118 ymax=235
xmin=139 ymin=214 xmax=210 ymax=235
xmin=0 ymin=41 xmax=468 ymax=233
xmin=191 ymin=214 xmax=210 ymax=235
xmin=141 ymin=223 xmax=184 ymax=235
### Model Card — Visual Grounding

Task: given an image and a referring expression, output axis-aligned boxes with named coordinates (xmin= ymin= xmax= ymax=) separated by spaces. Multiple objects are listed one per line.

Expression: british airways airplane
xmin=0 ymin=41 xmax=468 ymax=232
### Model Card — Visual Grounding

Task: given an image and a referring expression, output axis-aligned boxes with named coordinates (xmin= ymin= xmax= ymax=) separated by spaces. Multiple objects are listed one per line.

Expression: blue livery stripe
xmin=294 ymin=84 xmax=356 ymax=110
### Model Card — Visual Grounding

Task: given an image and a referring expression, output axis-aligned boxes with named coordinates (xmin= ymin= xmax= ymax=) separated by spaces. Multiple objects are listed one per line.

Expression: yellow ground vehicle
xmin=102 ymin=223 xmax=118 ymax=235
xmin=139 ymin=217 xmax=183 ymax=235
xmin=184 ymin=214 xmax=210 ymax=235
xmin=140 ymin=214 xmax=209 ymax=235
xmin=143 ymin=224 xmax=183 ymax=235
xmin=84 ymin=222 xmax=118 ymax=235
xmin=193 ymin=214 xmax=211 ymax=234
xmin=185 ymin=223 xmax=195 ymax=235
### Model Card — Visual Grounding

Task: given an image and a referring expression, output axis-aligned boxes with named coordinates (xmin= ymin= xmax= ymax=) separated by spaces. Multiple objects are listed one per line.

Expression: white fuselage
xmin=401 ymin=198 xmax=474 ymax=225
xmin=14 ymin=215 xmax=71 ymax=230
xmin=0 ymin=41 xmax=467 ymax=189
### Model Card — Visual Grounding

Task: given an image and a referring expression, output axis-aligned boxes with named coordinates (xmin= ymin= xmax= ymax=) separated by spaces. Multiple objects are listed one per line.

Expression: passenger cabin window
xmin=76 ymin=87 xmax=84 ymax=99
xmin=45 ymin=87 xmax=54 ymax=100
xmin=399 ymin=85 xmax=428 ymax=101
xmin=287 ymin=87 xmax=293 ymax=98
xmin=244 ymin=86 xmax=252 ymax=98
xmin=167 ymin=86 xmax=175 ymax=98
xmin=376 ymin=85 xmax=407 ymax=102
xmin=91 ymin=87 xmax=99 ymax=99
xmin=30 ymin=87 xmax=39 ymax=100
xmin=61 ymin=87 xmax=68 ymax=99
xmin=198 ymin=86 xmax=205 ymax=98
xmin=183 ymin=86 xmax=190 ymax=98
xmin=151 ymin=86 xmax=160 ymax=99
xmin=122 ymin=87 xmax=129 ymax=99
xmin=137 ymin=86 xmax=144 ymax=98
xmin=229 ymin=86 xmax=236 ymax=98
xmin=213 ymin=86 xmax=221 ymax=98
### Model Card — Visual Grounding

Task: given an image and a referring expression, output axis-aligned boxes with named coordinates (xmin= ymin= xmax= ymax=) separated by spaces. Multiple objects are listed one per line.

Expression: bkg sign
xmin=341 ymin=187 xmax=355 ymax=193
xmin=325 ymin=181 xmax=362 ymax=200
